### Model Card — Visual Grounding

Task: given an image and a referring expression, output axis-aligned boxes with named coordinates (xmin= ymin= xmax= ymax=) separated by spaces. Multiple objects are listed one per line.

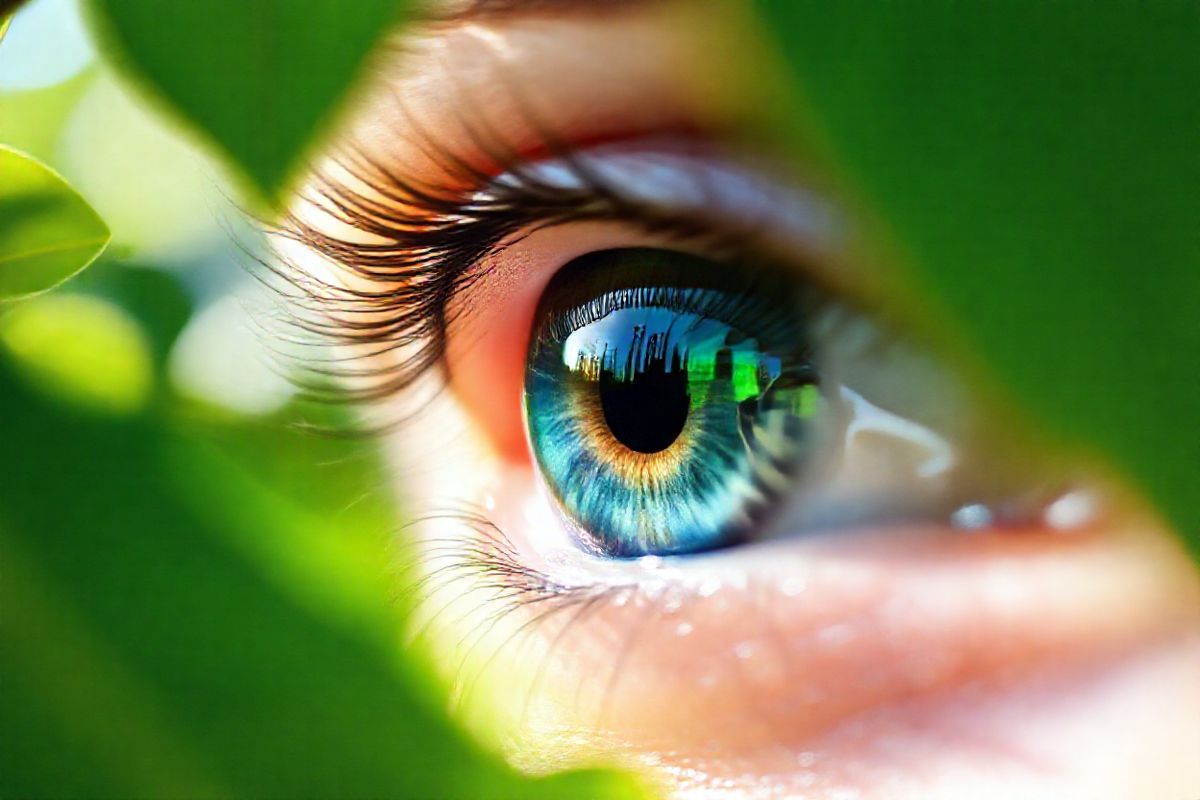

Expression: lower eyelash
xmin=400 ymin=507 xmax=639 ymax=710
xmin=405 ymin=509 xmax=609 ymax=613
xmin=262 ymin=93 xmax=874 ymax=715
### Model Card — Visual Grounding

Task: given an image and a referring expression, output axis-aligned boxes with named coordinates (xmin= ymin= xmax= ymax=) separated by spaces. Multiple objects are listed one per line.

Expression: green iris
xmin=524 ymin=249 xmax=822 ymax=557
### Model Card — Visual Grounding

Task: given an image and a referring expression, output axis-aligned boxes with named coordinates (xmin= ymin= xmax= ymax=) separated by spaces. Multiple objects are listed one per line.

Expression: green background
xmin=2 ymin=0 xmax=1197 ymax=797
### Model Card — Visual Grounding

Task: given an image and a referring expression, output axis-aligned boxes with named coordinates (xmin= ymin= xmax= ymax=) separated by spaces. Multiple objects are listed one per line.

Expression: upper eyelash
xmin=268 ymin=109 xmax=742 ymax=409
xmin=261 ymin=101 xmax=771 ymax=613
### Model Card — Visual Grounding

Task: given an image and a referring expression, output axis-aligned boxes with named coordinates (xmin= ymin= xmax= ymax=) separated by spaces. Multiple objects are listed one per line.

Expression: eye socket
xmin=525 ymin=248 xmax=822 ymax=557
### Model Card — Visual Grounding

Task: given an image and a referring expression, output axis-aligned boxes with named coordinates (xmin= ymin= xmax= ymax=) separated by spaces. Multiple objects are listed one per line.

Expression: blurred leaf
xmin=756 ymin=2 xmax=1200 ymax=554
xmin=83 ymin=0 xmax=409 ymax=206
xmin=166 ymin=292 xmax=296 ymax=417
xmin=71 ymin=261 xmax=193 ymax=368
xmin=0 ymin=13 xmax=10 ymax=41
xmin=57 ymin=73 xmax=236 ymax=258
xmin=0 ymin=68 xmax=95 ymax=165
xmin=0 ymin=357 xmax=648 ymax=799
xmin=0 ymin=144 xmax=109 ymax=298
xmin=0 ymin=293 xmax=153 ymax=413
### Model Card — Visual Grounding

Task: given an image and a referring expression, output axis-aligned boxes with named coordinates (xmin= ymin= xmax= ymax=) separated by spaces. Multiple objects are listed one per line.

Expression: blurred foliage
xmin=3 ymin=0 xmax=1198 ymax=798
xmin=69 ymin=262 xmax=192 ymax=366
xmin=56 ymin=72 xmax=237 ymax=259
xmin=0 ymin=145 xmax=109 ymax=298
xmin=0 ymin=68 xmax=93 ymax=162
xmin=0 ymin=260 xmax=646 ymax=799
xmin=82 ymin=0 xmax=410 ymax=206
xmin=0 ymin=292 xmax=151 ymax=412
xmin=757 ymin=0 xmax=1200 ymax=555
xmin=0 ymin=2 xmax=646 ymax=796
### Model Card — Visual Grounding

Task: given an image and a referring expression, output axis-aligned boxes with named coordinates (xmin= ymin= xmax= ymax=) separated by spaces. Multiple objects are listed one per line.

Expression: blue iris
xmin=524 ymin=249 xmax=820 ymax=557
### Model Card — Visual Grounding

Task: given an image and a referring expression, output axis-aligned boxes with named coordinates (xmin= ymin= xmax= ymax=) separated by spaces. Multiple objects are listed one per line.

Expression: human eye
xmin=278 ymin=3 xmax=1200 ymax=797
xmin=527 ymin=247 xmax=826 ymax=557
xmin=526 ymin=243 xmax=988 ymax=559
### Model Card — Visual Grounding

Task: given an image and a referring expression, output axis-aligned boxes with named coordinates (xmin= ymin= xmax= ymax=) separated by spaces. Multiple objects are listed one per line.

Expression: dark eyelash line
xmin=268 ymin=98 xmax=744 ymax=410
xmin=259 ymin=97 xmax=676 ymax=646
xmin=538 ymin=253 xmax=816 ymax=355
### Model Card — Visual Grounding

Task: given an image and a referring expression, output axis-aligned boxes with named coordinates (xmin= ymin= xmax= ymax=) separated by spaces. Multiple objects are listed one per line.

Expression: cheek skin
xmin=397 ymin=410 xmax=1200 ymax=798
xmin=482 ymin=467 xmax=1200 ymax=742
xmin=388 ymin=358 xmax=1200 ymax=797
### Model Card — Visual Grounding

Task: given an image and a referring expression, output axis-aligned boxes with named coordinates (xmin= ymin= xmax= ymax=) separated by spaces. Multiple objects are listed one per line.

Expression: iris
xmin=525 ymin=249 xmax=821 ymax=557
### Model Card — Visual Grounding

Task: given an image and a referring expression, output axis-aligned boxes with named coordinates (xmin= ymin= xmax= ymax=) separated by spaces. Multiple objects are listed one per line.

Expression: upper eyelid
xmin=487 ymin=145 xmax=845 ymax=265
xmin=276 ymin=132 xmax=842 ymax=408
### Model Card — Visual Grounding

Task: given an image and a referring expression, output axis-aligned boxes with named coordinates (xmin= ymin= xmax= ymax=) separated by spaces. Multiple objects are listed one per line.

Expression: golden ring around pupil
xmin=573 ymin=380 xmax=699 ymax=489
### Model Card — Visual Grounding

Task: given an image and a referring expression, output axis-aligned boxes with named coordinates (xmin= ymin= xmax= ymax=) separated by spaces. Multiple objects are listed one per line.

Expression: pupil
xmin=598 ymin=326 xmax=690 ymax=454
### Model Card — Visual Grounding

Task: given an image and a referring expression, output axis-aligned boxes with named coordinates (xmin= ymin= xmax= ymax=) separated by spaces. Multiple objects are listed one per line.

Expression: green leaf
xmin=83 ymin=0 xmax=409 ymax=206
xmin=0 ymin=145 xmax=110 ymax=299
xmin=0 ymin=357 xmax=647 ymax=799
xmin=755 ymin=2 xmax=1200 ymax=554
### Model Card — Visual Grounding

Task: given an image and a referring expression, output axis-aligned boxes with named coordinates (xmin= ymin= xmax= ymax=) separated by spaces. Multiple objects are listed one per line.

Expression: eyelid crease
xmin=491 ymin=145 xmax=843 ymax=260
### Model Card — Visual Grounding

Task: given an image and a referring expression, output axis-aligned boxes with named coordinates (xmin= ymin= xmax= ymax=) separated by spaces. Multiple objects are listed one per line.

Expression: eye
xmin=412 ymin=141 xmax=1090 ymax=566
xmin=526 ymin=247 xmax=820 ymax=557
xmin=519 ymin=228 xmax=1027 ymax=561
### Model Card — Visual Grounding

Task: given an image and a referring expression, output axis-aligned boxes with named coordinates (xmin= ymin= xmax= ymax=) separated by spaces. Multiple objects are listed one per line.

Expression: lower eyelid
xmin=412 ymin=458 xmax=1200 ymax=756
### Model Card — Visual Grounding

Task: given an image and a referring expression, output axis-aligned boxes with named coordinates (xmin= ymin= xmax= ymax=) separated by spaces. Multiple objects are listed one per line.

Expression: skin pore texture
xmin=283 ymin=2 xmax=1200 ymax=798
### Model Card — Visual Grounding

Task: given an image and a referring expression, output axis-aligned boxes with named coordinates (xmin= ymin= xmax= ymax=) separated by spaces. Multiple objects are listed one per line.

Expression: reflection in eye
xmin=527 ymin=248 xmax=819 ymax=557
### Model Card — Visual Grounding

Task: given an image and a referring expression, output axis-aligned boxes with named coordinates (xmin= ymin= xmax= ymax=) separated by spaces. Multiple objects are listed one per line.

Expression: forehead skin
xmin=341 ymin=1 xmax=779 ymax=187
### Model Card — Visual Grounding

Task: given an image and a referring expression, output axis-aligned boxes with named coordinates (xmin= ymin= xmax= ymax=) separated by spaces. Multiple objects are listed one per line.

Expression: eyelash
xmin=403 ymin=505 xmax=644 ymax=708
xmin=267 ymin=113 xmax=737 ymax=626
xmin=269 ymin=109 xmax=834 ymax=654
xmin=271 ymin=115 xmax=737 ymax=407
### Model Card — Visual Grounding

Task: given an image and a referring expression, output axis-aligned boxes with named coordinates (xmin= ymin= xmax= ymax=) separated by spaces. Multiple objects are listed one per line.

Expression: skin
xmin=288 ymin=2 xmax=1200 ymax=797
